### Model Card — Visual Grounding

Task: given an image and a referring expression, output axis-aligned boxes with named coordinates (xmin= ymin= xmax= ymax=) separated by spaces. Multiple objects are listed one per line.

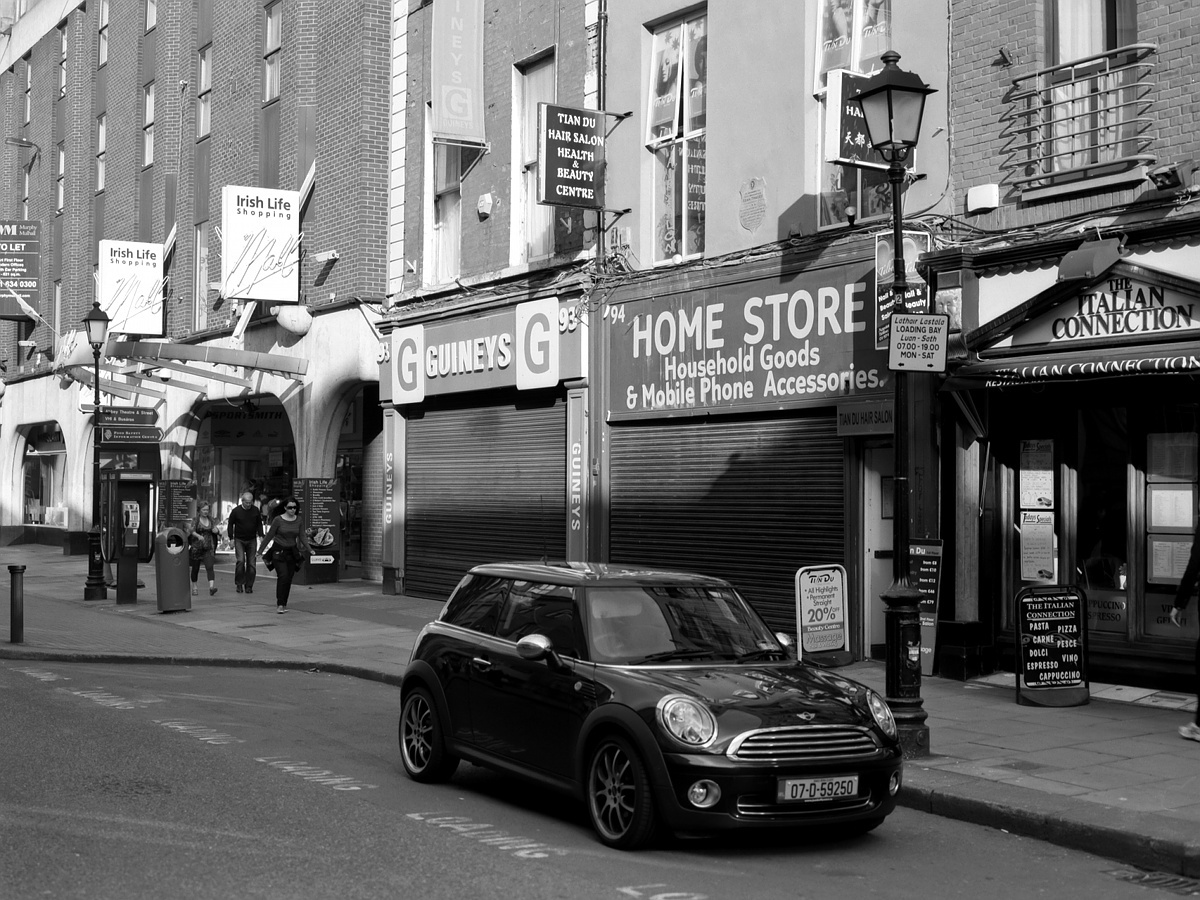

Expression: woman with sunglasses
xmin=256 ymin=496 xmax=313 ymax=613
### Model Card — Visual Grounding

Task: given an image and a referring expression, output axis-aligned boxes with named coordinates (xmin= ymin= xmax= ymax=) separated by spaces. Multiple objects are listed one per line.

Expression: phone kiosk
xmin=100 ymin=470 xmax=157 ymax=604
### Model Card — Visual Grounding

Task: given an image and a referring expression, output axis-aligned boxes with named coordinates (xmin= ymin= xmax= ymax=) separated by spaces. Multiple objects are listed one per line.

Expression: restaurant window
xmin=263 ymin=2 xmax=282 ymax=104
xmin=143 ymin=82 xmax=156 ymax=166
xmin=197 ymin=45 xmax=212 ymax=139
xmin=516 ymin=55 xmax=556 ymax=262
xmin=98 ymin=0 xmax=110 ymax=68
xmin=96 ymin=114 xmax=107 ymax=192
xmin=645 ymin=11 xmax=706 ymax=263
xmin=815 ymin=0 xmax=893 ymax=229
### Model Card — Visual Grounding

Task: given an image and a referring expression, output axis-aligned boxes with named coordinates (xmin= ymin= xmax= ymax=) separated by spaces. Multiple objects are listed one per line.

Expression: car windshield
xmin=584 ymin=584 xmax=783 ymax=665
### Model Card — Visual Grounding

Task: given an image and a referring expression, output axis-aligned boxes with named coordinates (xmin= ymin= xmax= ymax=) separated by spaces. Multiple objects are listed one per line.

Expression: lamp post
xmin=83 ymin=300 xmax=110 ymax=601
xmin=852 ymin=50 xmax=936 ymax=758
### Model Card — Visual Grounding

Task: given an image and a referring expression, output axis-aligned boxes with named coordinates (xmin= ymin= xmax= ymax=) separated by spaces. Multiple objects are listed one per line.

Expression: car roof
xmin=467 ymin=561 xmax=733 ymax=589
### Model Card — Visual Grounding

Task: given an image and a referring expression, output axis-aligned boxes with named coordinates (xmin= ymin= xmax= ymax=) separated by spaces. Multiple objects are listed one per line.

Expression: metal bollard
xmin=9 ymin=564 xmax=26 ymax=644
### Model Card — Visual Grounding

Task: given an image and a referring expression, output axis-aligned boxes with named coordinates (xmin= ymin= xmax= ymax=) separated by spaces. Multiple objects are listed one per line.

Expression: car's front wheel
xmin=586 ymin=736 xmax=657 ymax=850
xmin=399 ymin=687 xmax=459 ymax=783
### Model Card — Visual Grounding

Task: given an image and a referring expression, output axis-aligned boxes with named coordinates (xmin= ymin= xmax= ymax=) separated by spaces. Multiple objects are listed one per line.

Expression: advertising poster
xmin=909 ymin=540 xmax=942 ymax=677
xmin=98 ymin=239 xmax=165 ymax=336
xmin=1019 ymin=439 xmax=1055 ymax=509
xmin=220 ymin=185 xmax=302 ymax=304
xmin=795 ymin=564 xmax=848 ymax=656
xmin=605 ymin=265 xmax=890 ymax=421
xmin=0 ymin=220 xmax=41 ymax=313
xmin=1020 ymin=511 xmax=1056 ymax=581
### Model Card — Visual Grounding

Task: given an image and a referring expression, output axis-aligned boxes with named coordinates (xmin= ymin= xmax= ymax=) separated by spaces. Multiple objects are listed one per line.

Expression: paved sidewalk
xmin=2 ymin=544 xmax=1199 ymax=876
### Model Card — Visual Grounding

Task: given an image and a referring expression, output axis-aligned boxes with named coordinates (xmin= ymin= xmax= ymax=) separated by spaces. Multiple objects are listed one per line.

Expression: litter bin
xmin=155 ymin=528 xmax=191 ymax=612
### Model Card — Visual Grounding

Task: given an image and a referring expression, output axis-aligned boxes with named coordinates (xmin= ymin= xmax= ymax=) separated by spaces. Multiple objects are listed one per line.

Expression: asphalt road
xmin=0 ymin=661 xmax=1172 ymax=900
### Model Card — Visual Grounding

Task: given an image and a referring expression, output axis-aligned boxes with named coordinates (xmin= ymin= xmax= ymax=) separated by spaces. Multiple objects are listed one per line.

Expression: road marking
xmin=15 ymin=667 xmax=68 ymax=682
xmin=155 ymin=718 xmax=245 ymax=744
xmin=64 ymin=688 xmax=163 ymax=710
xmin=618 ymin=886 xmax=708 ymax=900
xmin=406 ymin=812 xmax=568 ymax=859
xmin=255 ymin=756 xmax=377 ymax=791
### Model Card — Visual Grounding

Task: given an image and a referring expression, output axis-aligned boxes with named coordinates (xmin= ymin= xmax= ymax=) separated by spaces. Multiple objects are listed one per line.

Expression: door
xmin=864 ymin=447 xmax=893 ymax=659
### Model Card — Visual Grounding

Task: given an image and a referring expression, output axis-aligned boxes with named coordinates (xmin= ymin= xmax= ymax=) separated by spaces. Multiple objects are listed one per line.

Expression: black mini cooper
xmin=399 ymin=562 xmax=903 ymax=849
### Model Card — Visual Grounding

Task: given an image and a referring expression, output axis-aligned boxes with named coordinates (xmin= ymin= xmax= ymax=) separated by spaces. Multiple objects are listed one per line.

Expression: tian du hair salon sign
xmin=98 ymin=240 xmax=165 ymax=336
xmin=220 ymin=185 xmax=302 ymax=304
xmin=539 ymin=103 xmax=605 ymax=209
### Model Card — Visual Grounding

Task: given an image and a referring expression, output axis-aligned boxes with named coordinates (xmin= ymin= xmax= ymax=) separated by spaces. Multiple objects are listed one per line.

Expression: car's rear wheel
xmin=399 ymin=687 xmax=459 ymax=782
xmin=586 ymin=736 xmax=656 ymax=850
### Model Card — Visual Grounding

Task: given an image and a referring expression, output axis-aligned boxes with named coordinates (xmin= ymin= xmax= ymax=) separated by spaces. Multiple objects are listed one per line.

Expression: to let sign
xmin=0 ymin=220 xmax=41 ymax=315
xmin=539 ymin=103 xmax=605 ymax=209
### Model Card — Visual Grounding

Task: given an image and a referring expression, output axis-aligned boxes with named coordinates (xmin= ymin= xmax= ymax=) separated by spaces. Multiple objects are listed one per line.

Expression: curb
xmin=899 ymin=766 xmax=1200 ymax=877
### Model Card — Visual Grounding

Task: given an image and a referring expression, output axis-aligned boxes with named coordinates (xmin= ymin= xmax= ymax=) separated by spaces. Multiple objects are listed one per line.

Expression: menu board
xmin=157 ymin=480 xmax=195 ymax=530
xmin=1015 ymin=585 xmax=1089 ymax=707
xmin=909 ymin=540 xmax=942 ymax=677
xmin=293 ymin=477 xmax=340 ymax=553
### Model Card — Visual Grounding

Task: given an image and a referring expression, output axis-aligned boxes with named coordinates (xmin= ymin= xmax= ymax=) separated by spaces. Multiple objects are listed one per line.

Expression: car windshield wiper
xmin=736 ymin=647 xmax=787 ymax=662
xmin=633 ymin=648 xmax=726 ymax=663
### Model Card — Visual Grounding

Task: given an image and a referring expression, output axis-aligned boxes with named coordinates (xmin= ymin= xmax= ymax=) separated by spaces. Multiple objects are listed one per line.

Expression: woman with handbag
xmin=186 ymin=502 xmax=220 ymax=597
xmin=257 ymin=495 xmax=313 ymax=613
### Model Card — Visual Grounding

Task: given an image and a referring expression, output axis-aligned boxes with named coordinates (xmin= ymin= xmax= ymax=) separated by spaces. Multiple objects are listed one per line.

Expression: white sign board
xmin=889 ymin=313 xmax=949 ymax=372
xmin=220 ymin=185 xmax=302 ymax=304
xmin=795 ymin=564 xmax=849 ymax=657
xmin=98 ymin=240 xmax=165 ymax=336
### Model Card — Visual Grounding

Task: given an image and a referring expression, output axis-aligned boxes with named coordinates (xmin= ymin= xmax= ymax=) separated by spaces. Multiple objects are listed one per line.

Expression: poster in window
xmin=1146 ymin=483 xmax=1197 ymax=534
xmin=1148 ymin=534 xmax=1193 ymax=584
xmin=647 ymin=28 xmax=681 ymax=144
xmin=856 ymin=0 xmax=891 ymax=72
xmin=1147 ymin=432 xmax=1198 ymax=483
xmin=1019 ymin=439 xmax=1054 ymax=510
xmin=685 ymin=17 xmax=707 ymax=134
xmin=1020 ymin=510 xmax=1055 ymax=581
xmin=818 ymin=0 xmax=856 ymax=78
xmin=685 ymin=137 xmax=706 ymax=256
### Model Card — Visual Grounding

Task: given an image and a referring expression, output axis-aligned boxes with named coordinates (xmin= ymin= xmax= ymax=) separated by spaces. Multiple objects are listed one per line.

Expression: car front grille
xmin=736 ymin=793 xmax=878 ymax=818
xmin=727 ymin=725 xmax=880 ymax=763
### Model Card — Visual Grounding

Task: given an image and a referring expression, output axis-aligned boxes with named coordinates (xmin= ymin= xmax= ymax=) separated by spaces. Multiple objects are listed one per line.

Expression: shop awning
xmin=943 ymin=341 xmax=1200 ymax=390
xmin=109 ymin=340 xmax=309 ymax=379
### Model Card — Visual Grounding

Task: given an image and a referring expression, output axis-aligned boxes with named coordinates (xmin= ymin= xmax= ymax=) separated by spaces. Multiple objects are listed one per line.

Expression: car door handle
xmin=471 ymin=657 xmax=492 ymax=670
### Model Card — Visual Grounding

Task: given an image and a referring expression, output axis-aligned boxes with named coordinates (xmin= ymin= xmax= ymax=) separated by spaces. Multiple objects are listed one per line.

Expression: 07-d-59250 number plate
xmin=776 ymin=775 xmax=858 ymax=802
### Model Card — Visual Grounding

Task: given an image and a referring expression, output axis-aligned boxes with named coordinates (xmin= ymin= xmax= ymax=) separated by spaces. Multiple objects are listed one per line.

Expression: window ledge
xmin=1019 ymin=165 xmax=1150 ymax=203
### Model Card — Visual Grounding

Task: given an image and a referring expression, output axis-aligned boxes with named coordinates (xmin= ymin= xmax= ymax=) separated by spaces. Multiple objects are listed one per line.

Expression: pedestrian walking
xmin=257 ymin=496 xmax=312 ymax=613
xmin=1170 ymin=516 xmax=1200 ymax=742
xmin=186 ymin=502 xmax=220 ymax=597
xmin=227 ymin=491 xmax=264 ymax=594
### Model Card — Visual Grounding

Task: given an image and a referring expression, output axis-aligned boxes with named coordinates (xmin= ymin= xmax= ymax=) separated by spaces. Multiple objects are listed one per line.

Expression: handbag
xmin=262 ymin=545 xmax=276 ymax=571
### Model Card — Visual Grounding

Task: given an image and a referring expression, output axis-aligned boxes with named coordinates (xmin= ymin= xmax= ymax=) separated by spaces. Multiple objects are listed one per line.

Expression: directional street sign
xmin=99 ymin=406 xmax=158 ymax=426
xmin=98 ymin=424 xmax=163 ymax=445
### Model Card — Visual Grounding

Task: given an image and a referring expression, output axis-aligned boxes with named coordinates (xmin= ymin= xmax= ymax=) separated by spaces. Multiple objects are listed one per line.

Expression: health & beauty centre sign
xmin=606 ymin=265 xmax=890 ymax=420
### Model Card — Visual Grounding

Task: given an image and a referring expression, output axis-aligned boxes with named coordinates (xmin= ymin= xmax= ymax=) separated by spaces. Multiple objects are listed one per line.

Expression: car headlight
xmin=866 ymin=690 xmax=897 ymax=740
xmin=657 ymin=695 xmax=717 ymax=748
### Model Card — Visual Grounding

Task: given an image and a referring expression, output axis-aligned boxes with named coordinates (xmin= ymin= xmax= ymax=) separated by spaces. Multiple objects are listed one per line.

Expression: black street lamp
xmin=83 ymin=299 xmax=110 ymax=601
xmin=852 ymin=50 xmax=936 ymax=757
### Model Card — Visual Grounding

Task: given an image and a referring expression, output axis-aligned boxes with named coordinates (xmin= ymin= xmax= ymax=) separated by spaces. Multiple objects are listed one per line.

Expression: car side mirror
xmin=775 ymin=632 xmax=798 ymax=659
xmin=517 ymin=634 xmax=567 ymax=669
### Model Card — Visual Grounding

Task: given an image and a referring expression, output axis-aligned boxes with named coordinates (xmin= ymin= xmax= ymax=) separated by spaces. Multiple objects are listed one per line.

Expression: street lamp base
xmin=83 ymin=579 xmax=107 ymax=601
xmin=890 ymin=700 xmax=930 ymax=758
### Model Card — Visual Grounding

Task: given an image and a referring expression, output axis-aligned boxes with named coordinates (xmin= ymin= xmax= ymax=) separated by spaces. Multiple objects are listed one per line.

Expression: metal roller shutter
xmin=609 ymin=412 xmax=844 ymax=632
xmin=405 ymin=397 xmax=566 ymax=599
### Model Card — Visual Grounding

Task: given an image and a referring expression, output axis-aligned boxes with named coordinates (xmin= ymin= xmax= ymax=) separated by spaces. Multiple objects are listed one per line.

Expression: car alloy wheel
xmin=399 ymin=687 xmax=459 ymax=783
xmin=586 ymin=736 xmax=656 ymax=850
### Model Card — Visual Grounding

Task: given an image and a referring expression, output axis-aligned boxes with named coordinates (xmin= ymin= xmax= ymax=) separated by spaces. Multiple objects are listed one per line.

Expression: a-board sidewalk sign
xmin=795 ymin=564 xmax=852 ymax=666
xmin=1015 ymin=584 xmax=1090 ymax=707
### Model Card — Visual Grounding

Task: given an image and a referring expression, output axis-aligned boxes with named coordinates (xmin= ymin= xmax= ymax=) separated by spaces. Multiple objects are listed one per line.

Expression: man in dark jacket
xmin=227 ymin=491 xmax=264 ymax=594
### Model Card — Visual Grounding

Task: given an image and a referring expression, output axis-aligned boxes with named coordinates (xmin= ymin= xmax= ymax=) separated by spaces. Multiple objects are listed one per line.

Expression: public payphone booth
xmin=100 ymin=470 xmax=157 ymax=603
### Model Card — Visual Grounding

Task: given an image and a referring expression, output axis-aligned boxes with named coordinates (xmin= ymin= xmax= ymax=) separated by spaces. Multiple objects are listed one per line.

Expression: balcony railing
xmin=1004 ymin=44 xmax=1157 ymax=195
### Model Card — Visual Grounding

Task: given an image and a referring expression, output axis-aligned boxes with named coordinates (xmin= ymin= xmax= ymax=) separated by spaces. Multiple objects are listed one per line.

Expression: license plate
xmin=776 ymin=775 xmax=859 ymax=802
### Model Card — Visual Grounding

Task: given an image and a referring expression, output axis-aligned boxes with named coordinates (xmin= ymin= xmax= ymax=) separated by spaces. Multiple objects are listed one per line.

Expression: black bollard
xmin=9 ymin=564 xmax=26 ymax=644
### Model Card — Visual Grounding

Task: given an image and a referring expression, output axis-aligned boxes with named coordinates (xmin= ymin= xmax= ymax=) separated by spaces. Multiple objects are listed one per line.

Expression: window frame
xmin=515 ymin=54 xmax=557 ymax=264
xmin=55 ymin=143 xmax=65 ymax=214
xmin=23 ymin=59 xmax=32 ymax=124
xmin=98 ymin=0 xmax=110 ymax=68
xmin=644 ymin=12 xmax=707 ymax=264
xmin=145 ymin=0 xmax=157 ymax=33
xmin=263 ymin=2 xmax=282 ymax=105
xmin=96 ymin=113 xmax=107 ymax=192
xmin=193 ymin=221 xmax=210 ymax=332
xmin=143 ymin=81 xmax=156 ymax=167
xmin=196 ymin=45 xmax=212 ymax=140
xmin=59 ymin=26 xmax=68 ymax=99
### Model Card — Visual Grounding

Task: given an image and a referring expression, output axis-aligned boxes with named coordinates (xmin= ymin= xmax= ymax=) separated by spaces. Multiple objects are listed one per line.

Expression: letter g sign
xmin=516 ymin=298 xmax=559 ymax=390
xmin=390 ymin=325 xmax=425 ymax=404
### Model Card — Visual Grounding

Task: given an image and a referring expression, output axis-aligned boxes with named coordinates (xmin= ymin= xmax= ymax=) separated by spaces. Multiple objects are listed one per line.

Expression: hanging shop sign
xmin=430 ymin=0 xmax=485 ymax=145
xmin=220 ymin=185 xmax=302 ymax=304
xmin=98 ymin=239 xmax=165 ymax=336
xmin=0 ymin=219 xmax=40 ymax=316
xmin=387 ymin=297 xmax=585 ymax=404
xmin=539 ymin=103 xmax=605 ymax=209
xmin=1015 ymin=584 xmax=1089 ymax=707
xmin=875 ymin=230 xmax=931 ymax=346
xmin=605 ymin=265 xmax=890 ymax=421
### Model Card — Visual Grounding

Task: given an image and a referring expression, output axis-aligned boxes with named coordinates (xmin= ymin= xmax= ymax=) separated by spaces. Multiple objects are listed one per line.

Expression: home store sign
xmin=606 ymin=265 xmax=890 ymax=420
xmin=385 ymin=297 xmax=585 ymax=403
